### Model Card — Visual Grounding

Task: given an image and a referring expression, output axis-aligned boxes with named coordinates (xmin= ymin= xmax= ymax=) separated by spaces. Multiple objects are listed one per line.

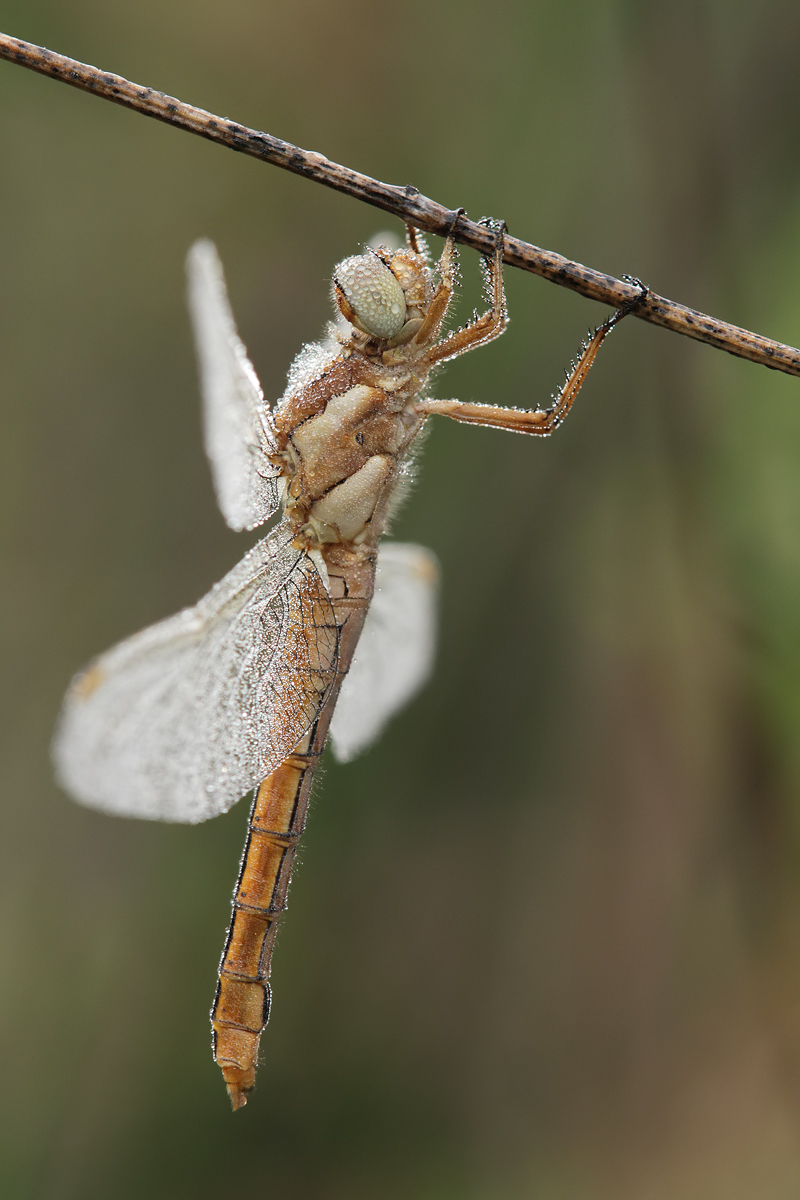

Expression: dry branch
xmin=1 ymin=31 xmax=798 ymax=378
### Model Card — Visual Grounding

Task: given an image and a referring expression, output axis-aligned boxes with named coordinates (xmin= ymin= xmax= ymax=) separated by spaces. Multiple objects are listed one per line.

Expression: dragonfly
xmin=53 ymin=218 xmax=641 ymax=1109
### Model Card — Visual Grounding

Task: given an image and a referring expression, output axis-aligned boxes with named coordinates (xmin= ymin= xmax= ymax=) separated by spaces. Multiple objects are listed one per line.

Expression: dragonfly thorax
xmin=281 ymin=381 xmax=422 ymax=548
xmin=276 ymin=245 xmax=443 ymax=551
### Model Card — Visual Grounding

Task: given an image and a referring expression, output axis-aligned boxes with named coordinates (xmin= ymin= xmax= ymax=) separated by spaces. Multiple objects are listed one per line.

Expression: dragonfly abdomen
xmin=212 ymin=549 xmax=376 ymax=1109
xmin=212 ymin=749 xmax=319 ymax=1109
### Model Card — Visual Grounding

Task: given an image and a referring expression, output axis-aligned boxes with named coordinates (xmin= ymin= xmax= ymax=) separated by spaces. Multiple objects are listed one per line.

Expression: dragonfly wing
xmin=187 ymin=239 xmax=282 ymax=532
xmin=329 ymin=543 xmax=438 ymax=763
xmin=53 ymin=522 xmax=338 ymax=824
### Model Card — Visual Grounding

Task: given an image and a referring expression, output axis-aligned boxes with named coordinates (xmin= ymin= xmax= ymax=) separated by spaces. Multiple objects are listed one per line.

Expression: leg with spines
xmin=417 ymin=273 xmax=648 ymax=435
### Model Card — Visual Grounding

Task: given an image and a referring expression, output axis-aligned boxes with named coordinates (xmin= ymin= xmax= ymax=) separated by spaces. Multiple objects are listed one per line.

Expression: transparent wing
xmin=53 ymin=521 xmax=338 ymax=824
xmin=187 ymin=239 xmax=281 ymax=532
xmin=329 ymin=543 xmax=438 ymax=763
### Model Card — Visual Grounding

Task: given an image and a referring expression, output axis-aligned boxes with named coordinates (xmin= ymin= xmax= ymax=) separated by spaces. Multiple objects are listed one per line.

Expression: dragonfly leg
xmin=415 ymin=279 xmax=648 ymax=436
xmin=405 ymin=207 xmax=465 ymax=265
xmin=405 ymin=223 xmax=430 ymax=260
xmin=407 ymin=208 xmax=466 ymax=345
xmin=423 ymin=217 xmax=509 ymax=365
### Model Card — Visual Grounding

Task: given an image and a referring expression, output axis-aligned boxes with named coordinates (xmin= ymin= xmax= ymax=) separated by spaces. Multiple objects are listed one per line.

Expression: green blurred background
xmin=3 ymin=2 xmax=800 ymax=1196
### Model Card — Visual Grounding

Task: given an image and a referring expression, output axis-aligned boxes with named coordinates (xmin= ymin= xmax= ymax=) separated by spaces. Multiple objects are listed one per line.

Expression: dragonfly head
xmin=332 ymin=247 xmax=435 ymax=346
xmin=333 ymin=253 xmax=407 ymax=340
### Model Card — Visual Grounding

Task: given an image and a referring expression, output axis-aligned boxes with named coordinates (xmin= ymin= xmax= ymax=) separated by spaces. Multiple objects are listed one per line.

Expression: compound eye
xmin=333 ymin=254 xmax=407 ymax=339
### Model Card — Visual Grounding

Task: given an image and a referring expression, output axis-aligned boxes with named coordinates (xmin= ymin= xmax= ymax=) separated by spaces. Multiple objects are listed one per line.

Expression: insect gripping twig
xmin=54 ymin=221 xmax=620 ymax=1108
xmin=1 ymin=30 xmax=799 ymax=379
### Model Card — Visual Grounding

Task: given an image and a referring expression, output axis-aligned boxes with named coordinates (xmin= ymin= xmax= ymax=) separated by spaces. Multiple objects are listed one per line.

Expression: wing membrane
xmin=53 ymin=522 xmax=338 ymax=823
xmin=329 ymin=543 xmax=438 ymax=762
xmin=187 ymin=239 xmax=281 ymax=532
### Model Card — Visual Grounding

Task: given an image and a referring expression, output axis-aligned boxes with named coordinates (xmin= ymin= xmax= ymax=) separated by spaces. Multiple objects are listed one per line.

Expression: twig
xmin=1 ymin=31 xmax=798 ymax=378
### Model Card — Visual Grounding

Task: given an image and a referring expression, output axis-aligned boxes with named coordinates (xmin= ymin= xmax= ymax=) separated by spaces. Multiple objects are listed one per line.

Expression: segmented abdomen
xmin=211 ymin=549 xmax=375 ymax=1109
